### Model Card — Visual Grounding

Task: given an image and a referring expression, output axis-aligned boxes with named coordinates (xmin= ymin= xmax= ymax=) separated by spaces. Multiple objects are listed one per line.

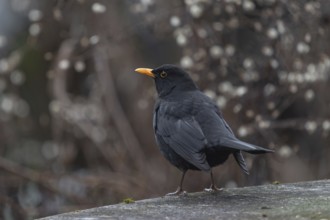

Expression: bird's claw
xmin=166 ymin=187 xmax=187 ymax=196
xmin=204 ymin=185 xmax=223 ymax=192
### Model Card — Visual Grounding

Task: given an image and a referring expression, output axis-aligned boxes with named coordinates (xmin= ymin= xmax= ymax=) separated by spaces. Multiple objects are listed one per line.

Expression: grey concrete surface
xmin=39 ymin=179 xmax=330 ymax=220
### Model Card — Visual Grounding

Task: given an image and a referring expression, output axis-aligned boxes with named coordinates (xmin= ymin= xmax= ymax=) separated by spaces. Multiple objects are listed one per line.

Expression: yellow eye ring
xmin=160 ymin=71 xmax=167 ymax=78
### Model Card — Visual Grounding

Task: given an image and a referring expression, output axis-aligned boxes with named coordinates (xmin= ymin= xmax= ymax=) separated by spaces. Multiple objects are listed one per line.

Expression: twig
xmin=51 ymin=39 xmax=78 ymax=103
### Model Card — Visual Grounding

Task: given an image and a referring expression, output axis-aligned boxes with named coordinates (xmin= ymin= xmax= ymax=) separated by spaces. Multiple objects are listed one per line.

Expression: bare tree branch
xmin=51 ymin=39 xmax=78 ymax=103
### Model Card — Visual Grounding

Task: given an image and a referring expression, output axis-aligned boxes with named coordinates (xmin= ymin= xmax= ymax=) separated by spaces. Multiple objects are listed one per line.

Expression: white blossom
xmin=218 ymin=81 xmax=233 ymax=93
xmin=170 ymin=16 xmax=181 ymax=27
xmin=304 ymin=89 xmax=315 ymax=101
xmin=92 ymin=3 xmax=107 ymax=14
xmin=10 ymin=70 xmax=25 ymax=85
xmin=204 ymin=89 xmax=216 ymax=99
xmin=141 ymin=0 xmax=154 ymax=6
xmin=258 ymin=120 xmax=270 ymax=129
xmin=297 ymin=42 xmax=310 ymax=54
xmin=1 ymin=96 xmax=14 ymax=113
xmin=276 ymin=20 xmax=286 ymax=34
xmin=0 ymin=59 xmax=9 ymax=72
xmin=242 ymin=0 xmax=255 ymax=11
xmin=245 ymin=109 xmax=254 ymax=118
xmin=216 ymin=96 xmax=227 ymax=108
xmin=176 ymin=33 xmax=187 ymax=46
xmin=28 ymin=9 xmax=42 ymax=22
xmin=243 ymin=58 xmax=254 ymax=69
xmin=29 ymin=23 xmax=41 ymax=36
xmin=209 ymin=45 xmax=223 ymax=58
xmin=262 ymin=46 xmax=273 ymax=56
xmin=89 ymin=35 xmax=100 ymax=45
xmin=238 ymin=126 xmax=249 ymax=137
xmin=235 ymin=86 xmax=247 ymax=96
xmin=74 ymin=61 xmax=86 ymax=72
xmin=267 ymin=28 xmax=278 ymax=39
xmin=278 ymin=145 xmax=292 ymax=158
xmin=58 ymin=59 xmax=70 ymax=70
xmin=189 ymin=4 xmax=203 ymax=18
xmin=322 ymin=121 xmax=330 ymax=131
xmin=225 ymin=44 xmax=235 ymax=56
xmin=264 ymin=83 xmax=276 ymax=96
xmin=270 ymin=59 xmax=279 ymax=68
xmin=180 ymin=56 xmax=193 ymax=68
xmin=305 ymin=121 xmax=317 ymax=134
xmin=233 ymin=104 xmax=242 ymax=113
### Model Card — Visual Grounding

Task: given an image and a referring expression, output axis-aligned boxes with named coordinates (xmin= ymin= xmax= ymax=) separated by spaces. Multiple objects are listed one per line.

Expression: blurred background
xmin=0 ymin=0 xmax=329 ymax=218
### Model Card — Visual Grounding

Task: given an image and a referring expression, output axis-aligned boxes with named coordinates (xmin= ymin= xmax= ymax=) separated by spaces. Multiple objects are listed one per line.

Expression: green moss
xmin=123 ymin=198 xmax=135 ymax=204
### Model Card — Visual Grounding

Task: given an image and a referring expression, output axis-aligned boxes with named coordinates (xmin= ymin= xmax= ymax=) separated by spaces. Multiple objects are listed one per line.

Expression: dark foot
xmin=166 ymin=187 xmax=187 ymax=196
xmin=204 ymin=184 xmax=223 ymax=192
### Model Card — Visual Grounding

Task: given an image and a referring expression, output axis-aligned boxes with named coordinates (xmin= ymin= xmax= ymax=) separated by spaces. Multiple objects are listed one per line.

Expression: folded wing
xmin=154 ymin=105 xmax=210 ymax=171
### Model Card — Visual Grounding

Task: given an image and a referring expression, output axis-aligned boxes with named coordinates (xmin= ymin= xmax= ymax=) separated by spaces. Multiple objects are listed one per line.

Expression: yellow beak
xmin=135 ymin=68 xmax=155 ymax=78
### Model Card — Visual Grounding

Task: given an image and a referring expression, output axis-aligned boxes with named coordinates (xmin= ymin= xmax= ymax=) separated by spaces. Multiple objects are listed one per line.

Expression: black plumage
xmin=135 ymin=64 xmax=273 ymax=195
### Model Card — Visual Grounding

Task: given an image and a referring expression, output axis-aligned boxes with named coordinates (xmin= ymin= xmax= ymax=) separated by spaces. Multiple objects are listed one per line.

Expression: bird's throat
xmin=158 ymin=85 xmax=176 ymax=98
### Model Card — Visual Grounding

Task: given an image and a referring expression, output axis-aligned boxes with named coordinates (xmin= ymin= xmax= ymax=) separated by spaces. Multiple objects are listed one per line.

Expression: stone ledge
xmin=39 ymin=179 xmax=330 ymax=220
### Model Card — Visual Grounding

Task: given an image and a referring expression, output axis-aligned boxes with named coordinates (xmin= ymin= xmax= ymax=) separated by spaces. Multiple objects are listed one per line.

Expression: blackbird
xmin=135 ymin=64 xmax=273 ymax=195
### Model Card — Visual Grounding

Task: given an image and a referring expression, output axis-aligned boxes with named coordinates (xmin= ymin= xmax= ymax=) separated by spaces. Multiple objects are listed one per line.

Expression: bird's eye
xmin=160 ymin=71 xmax=167 ymax=78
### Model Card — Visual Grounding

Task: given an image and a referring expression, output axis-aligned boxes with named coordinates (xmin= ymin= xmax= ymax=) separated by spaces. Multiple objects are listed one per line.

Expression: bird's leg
xmin=166 ymin=171 xmax=187 ymax=196
xmin=204 ymin=169 xmax=223 ymax=192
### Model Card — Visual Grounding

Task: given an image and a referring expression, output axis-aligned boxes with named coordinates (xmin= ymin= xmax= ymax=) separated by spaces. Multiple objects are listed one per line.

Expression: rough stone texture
xmin=39 ymin=180 xmax=330 ymax=220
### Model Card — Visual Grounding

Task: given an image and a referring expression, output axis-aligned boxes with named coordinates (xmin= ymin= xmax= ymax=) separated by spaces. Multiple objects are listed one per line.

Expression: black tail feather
xmin=233 ymin=151 xmax=249 ymax=175
xmin=222 ymin=138 xmax=274 ymax=154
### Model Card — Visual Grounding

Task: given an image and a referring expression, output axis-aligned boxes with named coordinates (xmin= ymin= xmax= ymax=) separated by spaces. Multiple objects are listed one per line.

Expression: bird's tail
xmin=233 ymin=151 xmax=249 ymax=175
xmin=222 ymin=138 xmax=274 ymax=154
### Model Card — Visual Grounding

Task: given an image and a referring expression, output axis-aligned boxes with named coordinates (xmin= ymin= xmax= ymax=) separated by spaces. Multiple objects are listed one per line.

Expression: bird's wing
xmin=195 ymin=100 xmax=273 ymax=154
xmin=154 ymin=104 xmax=210 ymax=171
xmin=195 ymin=106 xmax=236 ymax=146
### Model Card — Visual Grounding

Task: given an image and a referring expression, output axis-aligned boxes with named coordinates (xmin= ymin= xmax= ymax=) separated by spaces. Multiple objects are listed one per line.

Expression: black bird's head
xmin=135 ymin=64 xmax=198 ymax=97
